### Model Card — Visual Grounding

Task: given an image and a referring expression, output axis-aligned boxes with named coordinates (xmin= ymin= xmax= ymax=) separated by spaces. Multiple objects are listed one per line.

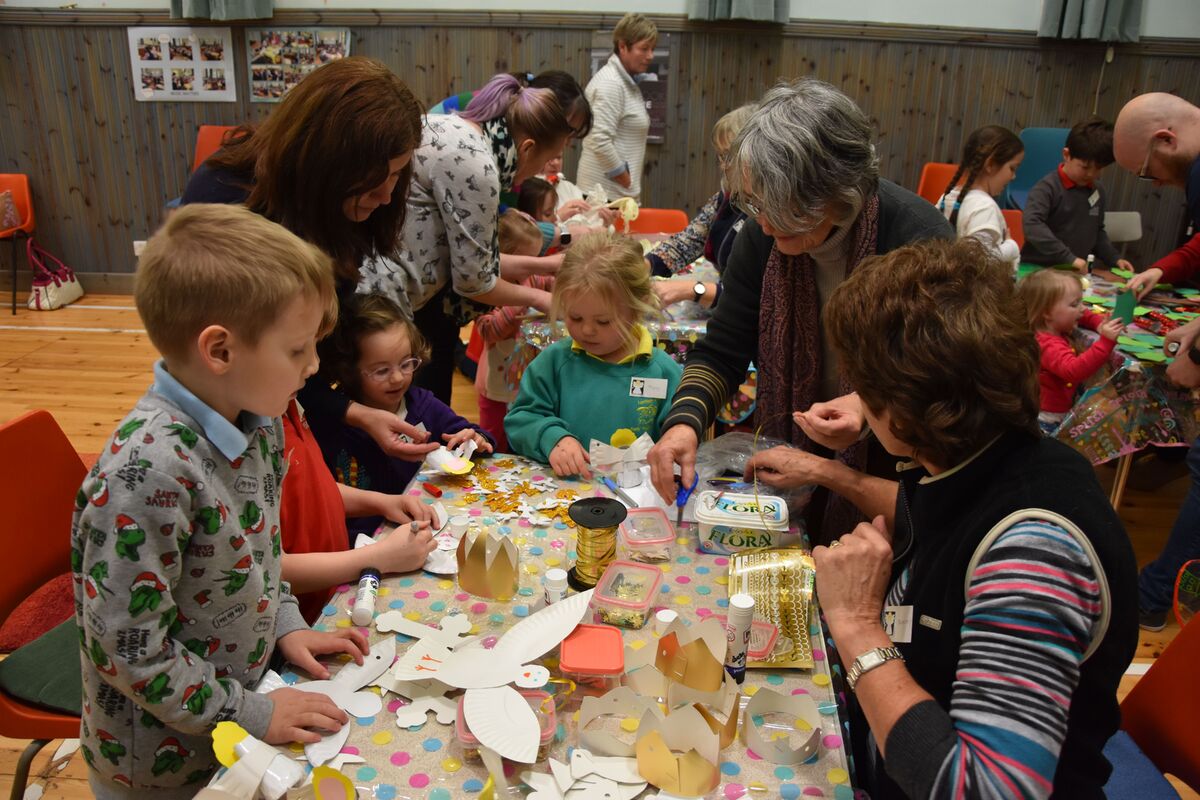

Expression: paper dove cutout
xmin=203 ymin=722 xmax=304 ymax=800
xmin=398 ymin=590 xmax=594 ymax=768
xmin=293 ymin=637 xmax=395 ymax=765
xmin=427 ymin=445 xmax=474 ymax=475
xmin=522 ymin=754 xmax=647 ymax=800
xmin=570 ymin=749 xmax=642 ymax=784
xmin=394 ymin=693 xmax=458 ymax=728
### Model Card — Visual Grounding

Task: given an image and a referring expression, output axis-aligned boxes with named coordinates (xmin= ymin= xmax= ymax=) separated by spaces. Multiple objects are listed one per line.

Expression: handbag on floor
xmin=26 ymin=238 xmax=84 ymax=311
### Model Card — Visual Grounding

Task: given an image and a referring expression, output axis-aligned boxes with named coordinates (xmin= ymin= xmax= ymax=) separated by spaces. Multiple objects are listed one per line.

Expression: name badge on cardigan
xmin=1088 ymin=190 xmax=1101 ymax=207
xmin=630 ymin=377 xmax=667 ymax=399
xmin=882 ymin=605 xmax=914 ymax=643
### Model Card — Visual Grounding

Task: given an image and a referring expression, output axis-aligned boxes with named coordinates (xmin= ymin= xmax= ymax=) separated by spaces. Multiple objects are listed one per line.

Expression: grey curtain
xmin=170 ymin=0 xmax=272 ymax=20
xmin=687 ymin=0 xmax=788 ymax=24
xmin=1038 ymin=0 xmax=1142 ymax=42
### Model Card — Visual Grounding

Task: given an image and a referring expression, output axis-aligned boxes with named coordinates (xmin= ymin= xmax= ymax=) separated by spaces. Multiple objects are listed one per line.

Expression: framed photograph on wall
xmin=128 ymin=26 xmax=235 ymax=103
xmin=245 ymin=28 xmax=351 ymax=103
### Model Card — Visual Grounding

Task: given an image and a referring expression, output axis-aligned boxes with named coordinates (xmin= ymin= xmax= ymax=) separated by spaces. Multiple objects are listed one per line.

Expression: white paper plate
xmin=423 ymin=547 xmax=458 ymax=575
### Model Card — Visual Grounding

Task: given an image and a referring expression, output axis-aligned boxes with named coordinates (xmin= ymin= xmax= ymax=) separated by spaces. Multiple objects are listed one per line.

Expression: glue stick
xmin=350 ymin=568 xmax=380 ymax=626
xmin=724 ymin=593 xmax=755 ymax=684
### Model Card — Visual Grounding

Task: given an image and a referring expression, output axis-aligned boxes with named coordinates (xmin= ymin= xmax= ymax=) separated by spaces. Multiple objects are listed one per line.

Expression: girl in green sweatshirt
xmin=506 ymin=231 xmax=682 ymax=477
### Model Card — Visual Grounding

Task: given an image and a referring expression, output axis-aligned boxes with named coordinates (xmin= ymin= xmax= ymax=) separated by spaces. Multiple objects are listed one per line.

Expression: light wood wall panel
xmin=1 ymin=11 xmax=1197 ymax=277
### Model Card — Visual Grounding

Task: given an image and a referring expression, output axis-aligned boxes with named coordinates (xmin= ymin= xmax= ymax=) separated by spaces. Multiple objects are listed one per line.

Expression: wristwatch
xmin=845 ymin=646 xmax=904 ymax=691
xmin=692 ymin=281 xmax=707 ymax=304
xmin=558 ymin=225 xmax=572 ymax=247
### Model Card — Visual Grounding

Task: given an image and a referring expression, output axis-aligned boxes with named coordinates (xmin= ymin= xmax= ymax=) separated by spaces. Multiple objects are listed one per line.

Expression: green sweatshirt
xmin=505 ymin=331 xmax=683 ymax=461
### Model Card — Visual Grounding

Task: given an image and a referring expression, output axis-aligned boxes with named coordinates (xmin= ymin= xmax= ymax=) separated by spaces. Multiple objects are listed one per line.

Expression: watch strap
xmin=845 ymin=645 xmax=904 ymax=691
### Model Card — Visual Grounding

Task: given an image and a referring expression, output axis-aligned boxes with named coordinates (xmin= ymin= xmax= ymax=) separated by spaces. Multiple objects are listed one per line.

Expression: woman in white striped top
xmin=576 ymin=13 xmax=657 ymax=201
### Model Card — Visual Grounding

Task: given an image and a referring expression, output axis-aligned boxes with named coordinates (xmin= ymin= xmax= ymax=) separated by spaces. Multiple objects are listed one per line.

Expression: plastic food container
xmin=694 ymin=491 xmax=789 ymax=554
xmin=710 ymin=614 xmax=780 ymax=661
xmin=455 ymin=689 xmax=556 ymax=761
xmin=589 ymin=560 xmax=663 ymax=629
xmin=559 ymin=623 xmax=626 ymax=693
xmin=618 ymin=507 xmax=674 ymax=563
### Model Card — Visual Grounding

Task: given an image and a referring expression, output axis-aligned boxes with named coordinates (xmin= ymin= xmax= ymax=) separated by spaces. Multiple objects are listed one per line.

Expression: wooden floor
xmin=0 ymin=295 xmax=1194 ymax=798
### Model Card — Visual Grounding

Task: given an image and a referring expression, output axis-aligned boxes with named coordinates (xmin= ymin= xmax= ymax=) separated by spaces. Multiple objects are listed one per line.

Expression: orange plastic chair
xmin=0 ymin=410 xmax=86 ymax=799
xmin=1002 ymin=209 xmax=1024 ymax=250
xmin=0 ymin=174 xmax=35 ymax=315
xmin=192 ymin=124 xmax=238 ymax=173
xmin=626 ymin=207 xmax=690 ymax=235
xmin=916 ymin=162 xmax=960 ymax=205
xmin=1120 ymin=615 xmax=1200 ymax=792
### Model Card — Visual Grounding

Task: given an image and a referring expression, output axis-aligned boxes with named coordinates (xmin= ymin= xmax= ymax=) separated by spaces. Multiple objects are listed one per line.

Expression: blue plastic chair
xmin=1007 ymin=127 xmax=1069 ymax=210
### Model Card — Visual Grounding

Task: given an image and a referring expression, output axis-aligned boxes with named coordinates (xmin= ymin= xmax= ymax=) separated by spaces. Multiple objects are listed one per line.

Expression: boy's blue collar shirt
xmin=149 ymin=359 xmax=274 ymax=462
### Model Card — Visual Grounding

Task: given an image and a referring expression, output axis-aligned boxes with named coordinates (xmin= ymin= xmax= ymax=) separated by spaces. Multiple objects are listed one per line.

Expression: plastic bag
xmin=694 ymin=432 xmax=816 ymax=516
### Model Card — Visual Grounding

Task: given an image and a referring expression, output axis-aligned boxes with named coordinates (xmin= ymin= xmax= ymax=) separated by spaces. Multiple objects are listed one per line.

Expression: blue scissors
xmin=674 ymin=474 xmax=699 ymax=528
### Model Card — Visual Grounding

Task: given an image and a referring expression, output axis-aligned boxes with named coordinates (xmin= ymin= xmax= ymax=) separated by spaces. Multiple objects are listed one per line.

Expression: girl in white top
xmin=937 ymin=125 xmax=1025 ymax=268
xmin=576 ymin=13 xmax=657 ymax=201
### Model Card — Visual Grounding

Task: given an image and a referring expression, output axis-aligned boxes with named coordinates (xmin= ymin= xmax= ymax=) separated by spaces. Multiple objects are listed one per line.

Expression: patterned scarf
xmin=756 ymin=194 xmax=880 ymax=541
xmin=482 ymin=116 xmax=518 ymax=193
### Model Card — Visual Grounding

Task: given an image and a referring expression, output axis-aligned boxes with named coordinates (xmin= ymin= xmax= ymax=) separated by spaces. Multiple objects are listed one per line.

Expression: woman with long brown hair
xmin=182 ymin=55 xmax=435 ymax=460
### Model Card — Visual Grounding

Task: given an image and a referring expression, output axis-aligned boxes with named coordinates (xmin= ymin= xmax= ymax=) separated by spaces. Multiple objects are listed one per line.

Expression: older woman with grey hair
xmin=647 ymin=78 xmax=952 ymax=540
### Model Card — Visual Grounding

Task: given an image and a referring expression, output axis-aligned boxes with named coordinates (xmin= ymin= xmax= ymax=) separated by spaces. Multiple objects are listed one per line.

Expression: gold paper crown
xmin=635 ymin=705 xmax=725 ymax=798
xmin=654 ymin=616 xmax=727 ymax=693
xmin=456 ymin=530 xmax=519 ymax=601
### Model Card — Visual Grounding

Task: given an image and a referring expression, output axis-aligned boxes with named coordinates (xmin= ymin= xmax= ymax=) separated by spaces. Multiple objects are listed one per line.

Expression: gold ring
xmin=828 ymin=539 xmax=843 ymax=549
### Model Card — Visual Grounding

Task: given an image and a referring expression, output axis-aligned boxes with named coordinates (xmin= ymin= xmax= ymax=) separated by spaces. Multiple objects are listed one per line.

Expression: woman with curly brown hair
xmin=181 ymin=56 xmax=436 ymax=461
xmin=746 ymin=238 xmax=1137 ymax=800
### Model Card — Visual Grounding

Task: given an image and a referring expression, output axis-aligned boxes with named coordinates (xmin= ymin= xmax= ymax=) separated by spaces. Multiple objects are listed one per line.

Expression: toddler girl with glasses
xmin=310 ymin=293 xmax=493 ymax=534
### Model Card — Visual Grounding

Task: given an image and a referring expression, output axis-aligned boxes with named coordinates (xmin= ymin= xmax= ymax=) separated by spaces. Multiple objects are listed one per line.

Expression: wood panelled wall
xmin=1 ymin=10 xmax=1198 ymax=277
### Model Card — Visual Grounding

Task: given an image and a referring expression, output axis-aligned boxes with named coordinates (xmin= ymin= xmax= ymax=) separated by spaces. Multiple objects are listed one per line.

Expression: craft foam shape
xmin=522 ymin=770 xmax=566 ymax=800
xmin=564 ymin=775 xmax=646 ymax=800
xmin=428 ymin=445 xmax=474 ymax=475
xmin=578 ymin=687 xmax=662 ymax=757
xmin=303 ymin=723 xmax=350 ymax=768
xmin=654 ymin=617 xmax=727 ymax=693
xmin=464 ymin=685 xmax=542 ymax=763
xmin=740 ymin=688 xmax=821 ymax=765
xmin=456 ymin=529 xmax=519 ymax=600
xmin=393 ymin=694 xmax=458 ymax=728
xmin=312 ymin=766 xmax=358 ymax=800
xmin=569 ymin=749 xmax=642 ymax=784
xmin=434 ymin=589 xmax=594 ymax=690
xmin=375 ymin=611 xmax=474 ymax=649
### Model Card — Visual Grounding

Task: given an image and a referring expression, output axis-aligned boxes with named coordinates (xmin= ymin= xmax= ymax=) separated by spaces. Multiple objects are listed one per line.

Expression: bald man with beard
xmin=1113 ymin=92 xmax=1200 ymax=631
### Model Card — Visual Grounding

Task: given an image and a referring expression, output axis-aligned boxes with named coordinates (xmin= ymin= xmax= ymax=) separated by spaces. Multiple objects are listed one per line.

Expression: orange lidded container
xmin=589 ymin=560 xmax=663 ymax=629
xmin=559 ymin=623 xmax=626 ymax=693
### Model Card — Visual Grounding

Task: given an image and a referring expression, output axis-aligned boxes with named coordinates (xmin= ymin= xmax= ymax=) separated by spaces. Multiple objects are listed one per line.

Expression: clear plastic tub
xmin=710 ymin=614 xmax=780 ymax=660
xmin=455 ymin=688 xmax=556 ymax=761
xmin=618 ymin=507 xmax=674 ymax=563
xmin=589 ymin=560 xmax=663 ymax=629
xmin=559 ymin=623 xmax=626 ymax=693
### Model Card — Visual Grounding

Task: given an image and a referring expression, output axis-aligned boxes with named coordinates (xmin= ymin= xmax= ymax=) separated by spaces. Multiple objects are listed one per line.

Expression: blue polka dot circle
xmin=780 ymin=784 xmax=801 ymax=800
xmin=398 ymin=577 xmax=415 ymax=588
xmin=422 ymin=737 xmax=443 ymax=752
xmin=429 ymin=790 xmax=452 ymax=800
xmin=376 ymin=785 xmax=396 ymax=800
xmin=355 ymin=766 xmax=377 ymax=781
xmin=388 ymin=599 xmax=405 ymax=609
xmin=719 ymin=761 xmax=740 ymax=776
xmin=322 ymin=604 xmax=337 ymax=617
xmin=774 ymin=766 xmax=795 ymax=780
xmin=463 ymin=778 xmax=484 ymax=793
xmin=430 ymin=600 xmax=446 ymax=612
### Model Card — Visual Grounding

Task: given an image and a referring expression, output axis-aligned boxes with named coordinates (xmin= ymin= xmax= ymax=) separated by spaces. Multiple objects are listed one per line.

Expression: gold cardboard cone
xmin=456 ymin=529 xmax=519 ymax=601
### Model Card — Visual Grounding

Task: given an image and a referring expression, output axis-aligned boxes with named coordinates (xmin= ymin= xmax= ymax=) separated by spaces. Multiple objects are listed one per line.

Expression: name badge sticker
xmin=1088 ymin=189 xmax=1101 ymax=207
xmin=630 ymin=377 xmax=668 ymax=399
xmin=882 ymin=605 xmax=914 ymax=643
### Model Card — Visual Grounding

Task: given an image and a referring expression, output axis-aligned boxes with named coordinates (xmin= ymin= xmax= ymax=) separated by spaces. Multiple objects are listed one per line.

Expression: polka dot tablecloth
xmin=289 ymin=456 xmax=855 ymax=799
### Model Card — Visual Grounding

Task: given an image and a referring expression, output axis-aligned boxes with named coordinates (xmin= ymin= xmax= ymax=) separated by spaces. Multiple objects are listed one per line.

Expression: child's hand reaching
xmin=374 ymin=520 xmax=436 ymax=574
xmin=277 ymin=628 xmax=369 ymax=680
xmin=1098 ymin=316 xmax=1124 ymax=342
xmin=379 ymin=493 xmax=438 ymax=527
xmin=443 ymin=429 xmax=494 ymax=456
xmin=549 ymin=437 xmax=591 ymax=478
xmin=264 ymin=687 xmax=348 ymax=745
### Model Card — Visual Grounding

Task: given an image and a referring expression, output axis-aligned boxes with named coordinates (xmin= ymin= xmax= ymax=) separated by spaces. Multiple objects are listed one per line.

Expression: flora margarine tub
xmin=694 ymin=490 xmax=789 ymax=554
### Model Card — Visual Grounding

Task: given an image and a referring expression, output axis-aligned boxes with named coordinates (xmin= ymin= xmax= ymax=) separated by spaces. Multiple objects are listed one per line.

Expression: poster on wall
xmin=127 ymin=27 xmax=236 ymax=103
xmin=589 ymin=36 xmax=670 ymax=144
xmin=245 ymin=28 xmax=351 ymax=103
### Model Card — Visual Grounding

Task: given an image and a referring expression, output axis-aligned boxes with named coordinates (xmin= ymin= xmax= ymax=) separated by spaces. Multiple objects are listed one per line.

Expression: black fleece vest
xmin=871 ymin=431 xmax=1137 ymax=799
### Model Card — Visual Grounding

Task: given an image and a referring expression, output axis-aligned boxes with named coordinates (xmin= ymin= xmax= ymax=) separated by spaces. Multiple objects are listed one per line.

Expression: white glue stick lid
xmin=654 ymin=608 xmax=679 ymax=634
xmin=728 ymin=593 xmax=755 ymax=621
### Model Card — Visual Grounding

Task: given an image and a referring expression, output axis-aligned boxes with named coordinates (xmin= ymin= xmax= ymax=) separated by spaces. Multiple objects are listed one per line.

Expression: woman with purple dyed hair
xmin=359 ymin=72 xmax=589 ymax=402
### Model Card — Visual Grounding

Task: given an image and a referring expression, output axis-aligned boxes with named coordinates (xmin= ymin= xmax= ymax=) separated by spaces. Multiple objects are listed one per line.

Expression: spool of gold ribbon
xmin=567 ymin=497 xmax=627 ymax=590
